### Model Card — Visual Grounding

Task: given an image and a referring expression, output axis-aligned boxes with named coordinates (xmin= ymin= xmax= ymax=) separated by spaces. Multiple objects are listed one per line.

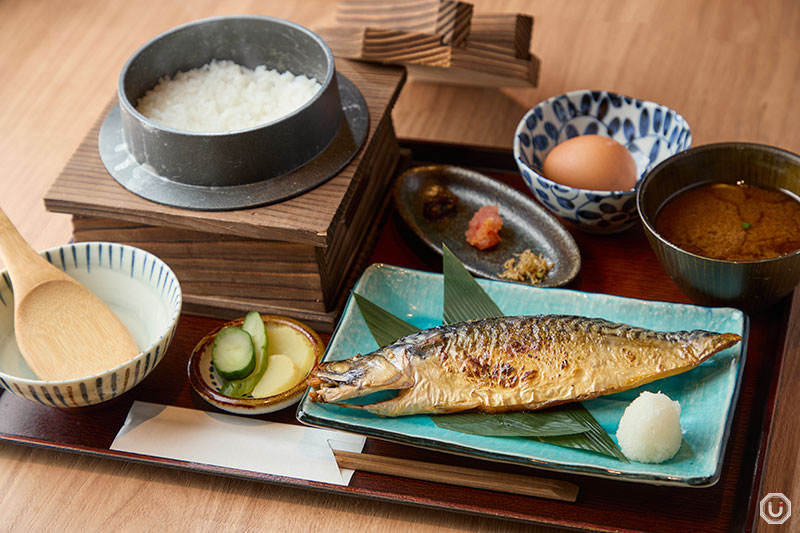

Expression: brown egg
xmin=542 ymin=135 xmax=637 ymax=191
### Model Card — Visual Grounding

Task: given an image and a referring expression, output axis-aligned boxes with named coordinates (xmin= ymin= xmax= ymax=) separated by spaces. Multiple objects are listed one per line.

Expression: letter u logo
xmin=768 ymin=501 xmax=784 ymax=518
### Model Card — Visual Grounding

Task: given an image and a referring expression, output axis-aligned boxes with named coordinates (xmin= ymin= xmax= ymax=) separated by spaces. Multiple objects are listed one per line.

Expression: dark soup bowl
xmin=637 ymin=142 xmax=800 ymax=313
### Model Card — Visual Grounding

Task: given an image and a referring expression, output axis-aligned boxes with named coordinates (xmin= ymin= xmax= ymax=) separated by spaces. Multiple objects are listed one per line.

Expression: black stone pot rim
xmin=117 ymin=14 xmax=336 ymax=137
xmin=635 ymin=141 xmax=800 ymax=265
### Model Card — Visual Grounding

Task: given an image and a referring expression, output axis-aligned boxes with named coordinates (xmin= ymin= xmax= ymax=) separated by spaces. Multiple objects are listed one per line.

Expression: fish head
xmin=308 ymin=348 xmax=415 ymax=403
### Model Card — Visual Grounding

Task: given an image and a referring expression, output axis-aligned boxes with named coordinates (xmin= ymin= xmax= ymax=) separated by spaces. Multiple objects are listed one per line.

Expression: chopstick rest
xmin=333 ymin=449 xmax=579 ymax=502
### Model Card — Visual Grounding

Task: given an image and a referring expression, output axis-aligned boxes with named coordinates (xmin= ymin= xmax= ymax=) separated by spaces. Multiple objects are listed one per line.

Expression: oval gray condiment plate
xmin=392 ymin=165 xmax=581 ymax=287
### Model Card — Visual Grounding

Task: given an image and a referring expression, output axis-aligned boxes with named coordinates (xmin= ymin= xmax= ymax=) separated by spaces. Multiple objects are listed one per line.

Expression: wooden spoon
xmin=0 ymin=209 xmax=138 ymax=381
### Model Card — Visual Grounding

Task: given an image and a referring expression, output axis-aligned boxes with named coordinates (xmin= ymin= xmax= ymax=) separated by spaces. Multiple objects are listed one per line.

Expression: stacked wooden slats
xmin=337 ymin=0 xmax=473 ymax=46
xmin=317 ymin=1 xmax=539 ymax=87
xmin=467 ymin=13 xmax=532 ymax=59
xmin=44 ymin=60 xmax=406 ymax=332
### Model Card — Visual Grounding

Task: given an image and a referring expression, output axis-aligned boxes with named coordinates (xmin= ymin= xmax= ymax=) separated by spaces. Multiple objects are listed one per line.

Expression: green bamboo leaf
xmin=442 ymin=244 xmax=503 ymax=324
xmin=353 ymin=292 xmax=420 ymax=347
xmin=538 ymin=404 xmax=629 ymax=462
xmin=430 ymin=410 xmax=588 ymax=437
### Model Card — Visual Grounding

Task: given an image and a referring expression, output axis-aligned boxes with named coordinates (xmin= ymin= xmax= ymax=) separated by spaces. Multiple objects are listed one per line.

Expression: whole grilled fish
xmin=308 ymin=315 xmax=741 ymax=416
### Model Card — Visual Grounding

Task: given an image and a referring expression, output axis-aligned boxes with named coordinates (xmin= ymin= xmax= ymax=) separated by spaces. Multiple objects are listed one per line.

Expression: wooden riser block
xmin=180 ymin=186 xmax=396 ymax=333
xmin=319 ymin=25 xmax=540 ymax=88
xmin=450 ymin=45 xmax=539 ymax=84
xmin=318 ymin=26 xmax=451 ymax=66
xmin=467 ymin=13 xmax=533 ymax=59
xmin=70 ymin=118 xmax=400 ymax=317
xmin=319 ymin=114 xmax=399 ymax=293
xmin=362 ymin=29 xmax=450 ymax=65
xmin=336 ymin=0 xmax=473 ymax=46
xmin=71 ymin=122 xmax=398 ymax=308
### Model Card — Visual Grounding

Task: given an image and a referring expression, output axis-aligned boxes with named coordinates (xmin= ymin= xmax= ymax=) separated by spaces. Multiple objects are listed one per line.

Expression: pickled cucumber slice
xmin=220 ymin=311 xmax=269 ymax=397
xmin=211 ymin=326 xmax=255 ymax=381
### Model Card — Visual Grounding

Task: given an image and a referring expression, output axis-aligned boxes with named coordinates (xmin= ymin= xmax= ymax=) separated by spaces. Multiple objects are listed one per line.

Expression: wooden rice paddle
xmin=0 ymin=208 xmax=138 ymax=380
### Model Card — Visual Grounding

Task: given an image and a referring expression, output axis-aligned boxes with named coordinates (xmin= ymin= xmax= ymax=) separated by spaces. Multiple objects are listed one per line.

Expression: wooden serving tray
xmin=3 ymin=141 xmax=796 ymax=532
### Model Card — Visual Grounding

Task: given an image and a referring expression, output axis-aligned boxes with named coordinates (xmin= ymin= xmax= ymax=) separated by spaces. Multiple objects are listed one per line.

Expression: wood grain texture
xmin=318 ymin=26 xmax=453 ymax=65
xmin=317 ymin=24 xmax=540 ymax=87
xmin=332 ymin=450 xmax=579 ymax=502
xmin=66 ymin=112 xmax=399 ymax=330
xmin=336 ymin=0 xmax=473 ymax=46
xmin=1 ymin=1 xmax=799 ymax=532
xmin=467 ymin=13 xmax=533 ymax=59
xmin=756 ymin=289 xmax=800 ymax=532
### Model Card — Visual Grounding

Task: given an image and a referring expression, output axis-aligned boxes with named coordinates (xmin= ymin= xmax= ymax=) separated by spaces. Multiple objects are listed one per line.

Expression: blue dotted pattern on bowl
xmin=514 ymin=90 xmax=691 ymax=233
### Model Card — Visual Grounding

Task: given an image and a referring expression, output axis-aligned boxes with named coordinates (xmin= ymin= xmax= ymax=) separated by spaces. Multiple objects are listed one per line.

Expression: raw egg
xmin=542 ymin=135 xmax=637 ymax=191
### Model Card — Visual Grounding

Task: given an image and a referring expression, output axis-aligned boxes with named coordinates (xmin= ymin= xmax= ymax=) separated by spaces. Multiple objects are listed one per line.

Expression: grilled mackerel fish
xmin=308 ymin=315 xmax=742 ymax=416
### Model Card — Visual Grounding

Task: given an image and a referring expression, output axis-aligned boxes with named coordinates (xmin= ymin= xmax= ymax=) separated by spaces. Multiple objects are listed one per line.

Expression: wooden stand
xmin=44 ymin=60 xmax=406 ymax=332
xmin=467 ymin=13 xmax=533 ymax=59
xmin=317 ymin=1 xmax=539 ymax=87
xmin=336 ymin=0 xmax=473 ymax=46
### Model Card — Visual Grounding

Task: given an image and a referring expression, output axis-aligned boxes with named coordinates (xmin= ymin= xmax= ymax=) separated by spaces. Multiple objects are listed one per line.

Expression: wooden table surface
xmin=1 ymin=1 xmax=798 ymax=531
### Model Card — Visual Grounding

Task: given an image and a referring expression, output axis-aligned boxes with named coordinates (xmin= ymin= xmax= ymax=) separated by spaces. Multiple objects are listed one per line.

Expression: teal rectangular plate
xmin=296 ymin=264 xmax=748 ymax=487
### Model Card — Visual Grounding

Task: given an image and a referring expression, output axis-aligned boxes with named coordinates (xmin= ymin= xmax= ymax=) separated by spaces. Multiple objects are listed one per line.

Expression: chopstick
xmin=332 ymin=449 xmax=579 ymax=502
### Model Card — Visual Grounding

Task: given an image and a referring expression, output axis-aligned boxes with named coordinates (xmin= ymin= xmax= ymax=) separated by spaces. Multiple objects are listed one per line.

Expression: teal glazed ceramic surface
xmin=514 ymin=90 xmax=691 ymax=234
xmin=392 ymin=164 xmax=581 ymax=287
xmin=296 ymin=264 xmax=748 ymax=486
xmin=0 ymin=242 xmax=182 ymax=407
xmin=637 ymin=142 xmax=800 ymax=313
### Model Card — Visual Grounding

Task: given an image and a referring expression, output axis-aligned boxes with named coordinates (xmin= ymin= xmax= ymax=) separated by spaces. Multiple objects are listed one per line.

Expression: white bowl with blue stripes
xmin=0 ymin=242 xmax=182 ymax=407
xmin=514 ymin=90 xmax=691 ymax=234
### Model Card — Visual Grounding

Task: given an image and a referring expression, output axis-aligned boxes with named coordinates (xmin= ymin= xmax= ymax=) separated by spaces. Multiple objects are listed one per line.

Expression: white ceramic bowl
xmin=0 ymin=242 xmax=182 ymax=407
xmin=513 ymin=90 xmax=691 ymax=234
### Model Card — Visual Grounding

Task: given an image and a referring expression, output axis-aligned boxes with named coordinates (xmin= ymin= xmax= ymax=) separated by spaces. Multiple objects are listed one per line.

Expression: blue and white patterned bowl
xmin=514 ymin=90 xmax=691 ymax=233
xmin=0 ymin=242 xmax=182 ymax=407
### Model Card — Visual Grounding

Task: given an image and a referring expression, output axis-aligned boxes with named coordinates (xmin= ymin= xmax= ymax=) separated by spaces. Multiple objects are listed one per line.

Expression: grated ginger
xmin=499 ymin=249 xmax=553 ymax=284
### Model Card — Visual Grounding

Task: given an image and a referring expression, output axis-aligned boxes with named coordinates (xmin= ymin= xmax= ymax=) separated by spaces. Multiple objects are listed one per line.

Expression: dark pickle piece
xmin=422 ymin=184 xmax=459 ymax=220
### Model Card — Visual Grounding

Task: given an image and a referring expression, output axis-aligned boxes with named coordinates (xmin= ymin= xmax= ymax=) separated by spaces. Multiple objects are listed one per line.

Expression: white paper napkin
xmin=111 ymin=401 xmax=365 ymax=485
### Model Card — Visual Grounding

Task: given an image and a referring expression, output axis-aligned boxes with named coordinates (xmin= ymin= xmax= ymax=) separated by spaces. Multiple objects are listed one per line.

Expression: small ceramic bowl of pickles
xmin=188 ymin=312 xmax=324 ymax=415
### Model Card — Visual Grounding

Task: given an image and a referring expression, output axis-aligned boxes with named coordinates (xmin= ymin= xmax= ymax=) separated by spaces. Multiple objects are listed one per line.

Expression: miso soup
xmin=655 ymin=182 xmax=800 ymax=261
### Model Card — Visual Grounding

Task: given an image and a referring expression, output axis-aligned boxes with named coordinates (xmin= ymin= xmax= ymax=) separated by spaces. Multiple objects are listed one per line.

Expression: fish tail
xmin=693 ymin=331 xmax=742 ymax=362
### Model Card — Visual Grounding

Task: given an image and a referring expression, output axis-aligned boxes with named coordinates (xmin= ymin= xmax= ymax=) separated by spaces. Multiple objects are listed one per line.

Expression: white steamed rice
xmin=135 ymin=59 xmax=322 ymax=133
xmin=616 ymin=391 xmax=682 ymax=463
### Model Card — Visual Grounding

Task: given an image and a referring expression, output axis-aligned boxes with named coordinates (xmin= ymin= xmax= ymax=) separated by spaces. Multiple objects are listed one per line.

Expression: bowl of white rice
xmin=98 ymin=15 xmax=368 ymax=210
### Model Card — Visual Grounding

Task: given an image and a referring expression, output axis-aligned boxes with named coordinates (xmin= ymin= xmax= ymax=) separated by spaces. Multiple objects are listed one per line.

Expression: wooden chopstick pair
xmin=333 ymin=449 xmax=579 ymax=502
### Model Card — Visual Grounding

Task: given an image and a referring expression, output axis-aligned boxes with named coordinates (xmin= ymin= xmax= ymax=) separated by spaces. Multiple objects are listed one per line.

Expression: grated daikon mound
xmin=135 ymin=59 xmax=322 ymax=133
xmin=616 ymin=391 xmax=682 ymax=463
